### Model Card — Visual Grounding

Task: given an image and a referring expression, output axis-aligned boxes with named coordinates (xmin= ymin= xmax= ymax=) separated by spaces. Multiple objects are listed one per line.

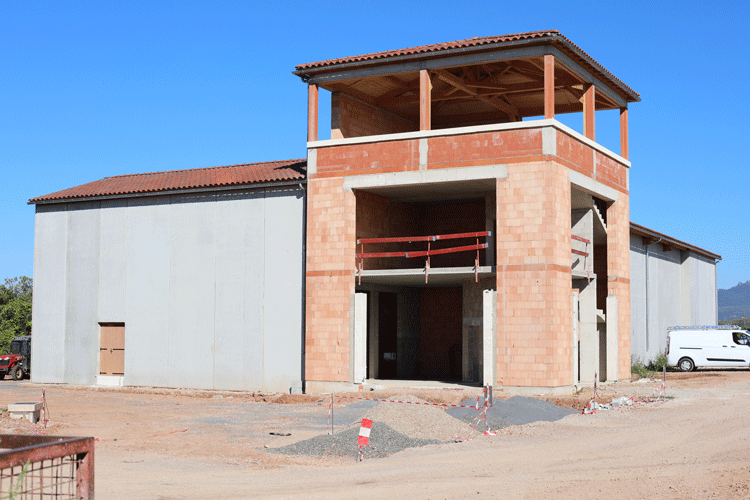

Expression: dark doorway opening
xmin=420 ymin=287 xmax=463 ymax=381
xmin=378 ymin=292 xmax=398 ymax=379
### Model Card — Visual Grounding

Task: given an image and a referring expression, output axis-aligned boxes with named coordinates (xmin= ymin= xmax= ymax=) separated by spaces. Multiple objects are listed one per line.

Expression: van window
xmin=732 ymin=332 xmax=750 ymax=346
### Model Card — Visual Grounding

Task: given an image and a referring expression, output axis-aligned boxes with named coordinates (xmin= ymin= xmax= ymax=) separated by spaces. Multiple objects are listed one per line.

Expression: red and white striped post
xmin=357 ymin=418 xmax=373 ymax=462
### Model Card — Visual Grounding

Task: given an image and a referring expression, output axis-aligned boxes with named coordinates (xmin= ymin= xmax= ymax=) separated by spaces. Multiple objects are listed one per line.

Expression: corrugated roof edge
xmin=29 ymin=159 xmax=307 ymax=204
xmin=630 ymin=222 xmax=721 ymax=261
xmin=295 ymin=30 xmax=639 ymax=101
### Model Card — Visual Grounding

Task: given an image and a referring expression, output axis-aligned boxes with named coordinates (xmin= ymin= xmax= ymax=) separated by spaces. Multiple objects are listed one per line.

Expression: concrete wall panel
xmin=64 ymin=202 xmax=101 ymax=384
xmin=125 ymin=197 xmax=172 ymax=387
xmin=262 ymin=188 xmax=304 ymax=391
xmin=98 ymin=199 xmax=128 ymax=323
xmin=687 ymin=253 xmax=718 ymax=325
xmin=629 ymin=236 xmax=647 ymax=362
xmin=213 ymin=190 xmax=266 ymax=390
xmin=167 ymin=193 xmax=217 ymax=389
xmin=630 ymin=235 xmax=719 ymax=364
xmin=32 ymin=205 xmax=69 ymax=383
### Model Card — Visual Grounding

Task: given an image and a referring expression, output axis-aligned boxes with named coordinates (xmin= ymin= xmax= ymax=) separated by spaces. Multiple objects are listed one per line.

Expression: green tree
xmin=0 ymin=277 xmax=32 ymax=354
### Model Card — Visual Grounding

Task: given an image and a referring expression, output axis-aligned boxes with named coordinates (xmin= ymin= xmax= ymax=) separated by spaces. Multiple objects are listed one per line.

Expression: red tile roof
xmin=296 ymin=30 xmax=639 ymax=101
xmin=30 ymin=159 xmax=306 ymax=203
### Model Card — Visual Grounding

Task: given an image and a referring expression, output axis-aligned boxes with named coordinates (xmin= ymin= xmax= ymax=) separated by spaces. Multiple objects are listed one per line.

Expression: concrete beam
xmin=342 ymin=164 xmax=508 ymax=190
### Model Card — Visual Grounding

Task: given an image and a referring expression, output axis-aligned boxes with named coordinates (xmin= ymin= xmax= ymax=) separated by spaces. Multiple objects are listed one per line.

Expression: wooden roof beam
xmin=432 ymin=69 xmax=519 ymax=119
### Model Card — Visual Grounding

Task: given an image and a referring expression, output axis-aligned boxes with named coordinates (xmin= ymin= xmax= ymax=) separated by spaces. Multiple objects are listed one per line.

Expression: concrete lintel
xmin=568 ymin=170 xmax=620 ymax=203
xmin=343 ymin=165 xmax=507 ymax=190
xmin=358 ymin=266 xmax=494 ymax=286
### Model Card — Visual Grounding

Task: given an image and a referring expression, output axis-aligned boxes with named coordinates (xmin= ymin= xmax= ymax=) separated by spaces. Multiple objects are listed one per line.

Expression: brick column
xmin=305 ymin=176 xmax=356 ymax=382
xmin=496 ymin=161 xmax=572 ymax=387
xmin=607 ymin=194 xmax=631 ymax=379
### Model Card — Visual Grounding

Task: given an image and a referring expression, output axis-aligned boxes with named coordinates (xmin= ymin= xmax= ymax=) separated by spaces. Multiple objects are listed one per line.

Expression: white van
xmin=667 ymin=325 xmax=750 ymax=372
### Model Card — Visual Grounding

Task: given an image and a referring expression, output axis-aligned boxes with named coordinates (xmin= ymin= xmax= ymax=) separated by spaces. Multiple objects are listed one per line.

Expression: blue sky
xmin=2 ymin=1 xmax=748 ymax=289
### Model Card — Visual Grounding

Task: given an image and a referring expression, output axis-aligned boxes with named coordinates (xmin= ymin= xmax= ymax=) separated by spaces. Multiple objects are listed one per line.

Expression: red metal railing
xmin=571 ymin=234 xmax=591 ymax=282
xmin=356 ymin=231 xmax=490 ymax=283
xmin=571 ymin=234 xmax=590 ymax=257
xmin=0 ymin=435 xmax=94 ymax=499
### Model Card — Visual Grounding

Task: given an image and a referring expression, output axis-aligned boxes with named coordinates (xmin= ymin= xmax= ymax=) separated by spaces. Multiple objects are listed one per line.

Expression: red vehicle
xmin=0 ymin=336 xmax=31 ymax=380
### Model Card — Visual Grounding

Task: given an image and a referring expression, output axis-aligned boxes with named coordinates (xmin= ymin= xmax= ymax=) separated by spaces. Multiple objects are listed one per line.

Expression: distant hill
xmin=719 ymin=280 xmax=750 ymax=321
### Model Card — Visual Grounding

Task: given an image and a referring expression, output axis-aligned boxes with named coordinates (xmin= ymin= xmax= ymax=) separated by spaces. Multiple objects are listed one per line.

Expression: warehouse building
xmin=630 ymin=223 xmax=720 ymax=364
xmin=29 ymin=31 xmax=719 ymax=393
xmin=30 ymin=161 xmax=306 ymax=393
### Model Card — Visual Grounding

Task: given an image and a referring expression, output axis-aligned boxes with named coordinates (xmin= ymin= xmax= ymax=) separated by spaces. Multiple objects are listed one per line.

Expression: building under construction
xmin=29 ymin=31 xmax=719 ymax=394
xmin=298 ymin=30 xmax=636 ymax=393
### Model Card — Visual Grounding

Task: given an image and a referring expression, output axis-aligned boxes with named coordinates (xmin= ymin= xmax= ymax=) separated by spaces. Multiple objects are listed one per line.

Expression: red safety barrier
xmin=356 ymin=231 xmax=491 ymax=283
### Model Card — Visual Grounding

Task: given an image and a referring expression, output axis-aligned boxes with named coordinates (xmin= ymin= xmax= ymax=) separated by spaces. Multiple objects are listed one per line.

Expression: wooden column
xmin=307 ymin=83 xmax=319 ymax=142
xmin=420 ymin=69 xmax=431 ymax=131
xmin=620 ymin=107 xmax=629 ymax=160
xmin=583 ymin=84 xmax=595 ymax=141
xmin=544 ymin=54 xmax=555 ymax=119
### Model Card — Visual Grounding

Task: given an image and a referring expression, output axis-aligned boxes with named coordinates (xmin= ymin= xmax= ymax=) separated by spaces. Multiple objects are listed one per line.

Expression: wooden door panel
xmin=100 ymin=324 xmax=125 ymax=376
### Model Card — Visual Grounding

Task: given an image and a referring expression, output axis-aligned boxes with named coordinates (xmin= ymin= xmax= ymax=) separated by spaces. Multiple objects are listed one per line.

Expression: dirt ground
xmin=1 ymin=371 xmax=749 ymax=499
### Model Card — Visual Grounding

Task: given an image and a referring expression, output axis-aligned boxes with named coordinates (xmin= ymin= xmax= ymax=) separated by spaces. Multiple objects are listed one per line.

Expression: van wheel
xmin=678 ymin=357 xmax=694 ymax=372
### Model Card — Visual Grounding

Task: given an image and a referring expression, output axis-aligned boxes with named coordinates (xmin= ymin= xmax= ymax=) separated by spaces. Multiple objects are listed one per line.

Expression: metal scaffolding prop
xmin=356 ymin=231 xmax=490 ymax=284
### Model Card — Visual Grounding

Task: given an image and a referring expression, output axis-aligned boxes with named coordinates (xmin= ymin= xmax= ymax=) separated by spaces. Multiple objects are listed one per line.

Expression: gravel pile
xmin=447 ymin=395 xmax=577 ymax=430
xmin=363 ymin=395 xmax=467 ymax=441
xmin=269 ymin=421 xmax=440 ymax=460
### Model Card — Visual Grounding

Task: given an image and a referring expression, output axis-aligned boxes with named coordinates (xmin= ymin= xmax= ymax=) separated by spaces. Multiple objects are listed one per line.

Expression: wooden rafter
xmin=432 ymin=69 xmax=519 ymax=118
xmin=374 ymin=76 xmax=420 ymax=105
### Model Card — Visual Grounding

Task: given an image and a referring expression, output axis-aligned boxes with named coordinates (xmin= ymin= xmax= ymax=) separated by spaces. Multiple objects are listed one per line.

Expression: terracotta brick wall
xmin=495 ymin=161 xmax=572 ymax=387
xmin=305 ymin=177 xmax=356 ymax=382
xmin=420 ymin=200 xmax=485 ymax=267
xmin=331 ymin=93 xmax=415 ymax=139
xmin=606 ymin=196 xmax=631 ymax=379
xmin=308 ymin=124 xmax=631 ymax=387
xmin=427 ymin=130 xmax=544 ymax=169
xmin=355 ymin=190 xmax=419 ymax=270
